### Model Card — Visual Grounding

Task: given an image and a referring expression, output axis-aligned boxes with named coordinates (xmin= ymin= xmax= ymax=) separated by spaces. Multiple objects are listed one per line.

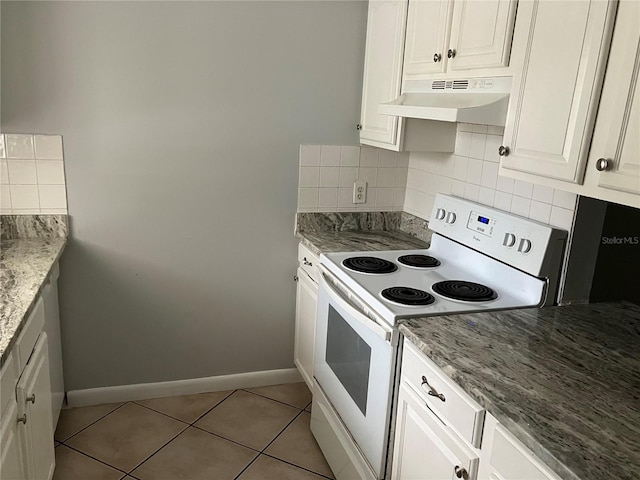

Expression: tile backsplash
xmin=0 ymin=134 xmax=68 ymax=214
xmin=298 ymin=145 xmax=409 ymax=212
xmin=403 ymin=124 xmax=577 ymax=231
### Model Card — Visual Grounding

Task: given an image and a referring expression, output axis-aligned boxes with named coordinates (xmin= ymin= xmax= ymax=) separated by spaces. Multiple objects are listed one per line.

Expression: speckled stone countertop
xmin=399 ymin=302 xmax=640 ymax=480
xmin=295 ymin=211 xmax=431 ymax=255
xmin=1 ymin=215 xmax=68 ymax=367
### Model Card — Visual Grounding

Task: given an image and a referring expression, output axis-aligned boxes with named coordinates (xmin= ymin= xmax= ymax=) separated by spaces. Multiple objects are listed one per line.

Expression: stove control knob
xmin=435 ymin=208 xmax=446 ymax=220
xmin=445 ymin=212 xmax=457 ymax=224
xmin=503 ymin=233 xmax=516 ymax=248
xmin=518 ymin=238 xmax=532 ymax=253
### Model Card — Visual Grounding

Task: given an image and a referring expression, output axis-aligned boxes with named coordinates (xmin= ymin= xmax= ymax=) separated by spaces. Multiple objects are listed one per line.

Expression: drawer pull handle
xmin=27 ymin=394 xmax=36 ymax=404
xmin=454 ymin=466 xmax=468 ymax=479
xmin=421 ymin=375 xmax=446 ymax=402
xmin=17 ymin=414 xmax=27 ymax=425
xmin=303 ymin=257 xmax=313 ymax=267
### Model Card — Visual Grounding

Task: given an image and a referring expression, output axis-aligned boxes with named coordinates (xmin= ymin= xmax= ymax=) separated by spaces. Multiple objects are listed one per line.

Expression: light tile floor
xmin=53 ymin=382 xmax=334 ymax=480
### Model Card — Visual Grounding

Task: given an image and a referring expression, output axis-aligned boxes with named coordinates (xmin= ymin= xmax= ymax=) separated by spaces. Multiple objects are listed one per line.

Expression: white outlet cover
xmin=353 ymin=180 xmax=367 ymax=204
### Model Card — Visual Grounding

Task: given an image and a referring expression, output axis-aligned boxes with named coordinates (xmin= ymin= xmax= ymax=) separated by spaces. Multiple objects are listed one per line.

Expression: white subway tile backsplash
xmin=318 ymin=188 xmax=338 ymax=208
xmin=464 ymin=183 xmax=480 ymax=202
xmin=479 ymin=187 xmax=495 ymax=207
xmin=487 ymin=125 xmax=505 ymax=136
xmin=451 ymin=179 xmax=466 ymax=197
xmin=494 ymin=191 xmax=513 ymax=211
xmin=480 ymin=161 xmax=499 ymax=189
xmin=466 ymin=159 xmax=483 ymax=185
xmin=483 ymin=135 xmax=502 ymax=163
xmin=0 ymin=135 xmax=5 ymax=159
xmin=532 ymin=184 xmax=554 ymax=204
xmin=10 ymin=185 xmax=40 ymax=209
xmin=458 ymin=123 xmax=475 ymax=133
xmin=298 ymin=187 xmax=318 ymax=209
xmin=496 ymin=175 xmax=515 ymax=194
xmin=358 ymin=167 xmax=378 ymax=187
xmin=441 ymin=155 xmax=455 ymax=177
xmin=338 ymin=167 xmax=359 ymax=188
xmin=299 ymin=167 xmax=320 ymax=188
xmin=0 ymin=185 xmax=11 ymax=212
xmin=395 ymin=167 xmax=408 ymax=187
xmin=376 ymin=187 xmax=395 ymax=207
xmin=514 ymin=180 xmax=534 ymax=198
xmin=319 ymin=166 xmax=339 ymax=187
xmin=36 ymin=160 xmax=65 ymax=185
xmin=6 ymin=134 xmax=35 ymax=159
xmin=340 ymin=146 xmax=360 ymax=166
xmin=0 ymin=160 xmax=9 ymax=184
xmin=377 ymin=167 xmax=397 ymax=187
xmin=529 ymin=200 xmax=552 ymax=224
xmin=469 ymin=133 xmax=487 ymax=159
xmin=320 ymin=146 xmax=341 ymax=166
xmin=7 ymin=160 xmax=37 ymax=184
xmin=472 ymin=124 xmax=488 ymax=134
xmin=552 ymin=189 xmax=577 ymax=209
xmin=338 ymin=187 xmax=353 ymax=207
xmin=379 ymin=150 xmax=398 ymax=167
xmin=549 ymin=205 xmax=574 ymax=231
xmin=510 ymin=195 xmax=531 ymax=217
xmin=360 ymin=147 xmax=379 ymax=167
xmin=397 ymin=152 xmax=410 ymax=168
xmin=38 ymin=185 xmax=67 ymax=209
xmin=455 ymin=132 xmax=472 ymax=157
xmin=453 ymin=156 xmax=469 ymax=181
xmin=300 ymin=145 xmax=321 ymax=166
xmin=394 ymin=188 xmax=405 ymax=207
xmin=34 ymin=135 xmax=64 ymax=160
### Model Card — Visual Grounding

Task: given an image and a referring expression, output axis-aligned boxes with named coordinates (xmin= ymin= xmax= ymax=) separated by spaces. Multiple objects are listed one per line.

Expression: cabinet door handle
xmin=356 ymin=123 xmax=362 ymax=131
xmin=421 ymin=375 xmax=446 ymax=402
xmin=433 ymin=53 xmax=442 ymax=63
xmin=595 ymin=158 xmax=610 ymax=171
xmin=303 ymin=257 xmax=313 ymax=267
xmin=498 ymin=145 xmax=510 ymax=157
xmin=447 ymin=48 xmax=456 ymax=59
xmin=454 ymin=466 xmax=468 ymax=479
xmin=17 ymin=414 xmax=27 ymax=425
xmin=27 ymin=394 xmax=36 ymax=404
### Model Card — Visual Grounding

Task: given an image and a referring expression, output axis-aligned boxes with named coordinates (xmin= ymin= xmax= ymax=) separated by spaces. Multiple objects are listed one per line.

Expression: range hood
xmin=379 ymin=77 xmax=512 ymax=127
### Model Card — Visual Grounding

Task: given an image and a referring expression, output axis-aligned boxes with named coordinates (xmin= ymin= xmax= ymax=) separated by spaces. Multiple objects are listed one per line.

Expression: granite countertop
xmin=399 ymin=302 xmax=640 ymax=480
xmin=295 ymin=211 xmax=432 ymax=255
xmin=1 ymin=215 xmax=68 ymax=367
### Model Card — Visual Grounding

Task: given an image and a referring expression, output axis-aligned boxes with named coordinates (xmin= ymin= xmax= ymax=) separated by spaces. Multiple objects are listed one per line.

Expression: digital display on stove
xmin=467 ymin=210 xmax=495 ymax=237
xmin=478 ymin=215 xmax=490 ymax=225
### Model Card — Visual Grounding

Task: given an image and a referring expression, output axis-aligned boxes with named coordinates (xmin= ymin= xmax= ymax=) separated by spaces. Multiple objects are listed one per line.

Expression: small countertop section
xmin=0 ymin=237 xmax=67 ymax=367
xmin=399 ymin=302 xmax=640 ymax=480
xmin=297 ymin=230 xmax=430 ymax=255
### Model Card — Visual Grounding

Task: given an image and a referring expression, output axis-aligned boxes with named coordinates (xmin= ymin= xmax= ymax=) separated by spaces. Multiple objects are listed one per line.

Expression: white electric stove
xmin=311 ymin=194 xmax=568 ymax=480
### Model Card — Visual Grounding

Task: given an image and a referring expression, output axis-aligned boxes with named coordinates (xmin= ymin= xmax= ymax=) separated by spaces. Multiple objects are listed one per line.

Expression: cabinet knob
xmin=498 ymin=145 xmax=510 ymax=157
xmin=27 ymin=394 xmax=36 ymax=404
xmin=433 ymin=53 xmax=442 ymax=63
xmin=454 ymin=466 xmax=468 ymax=479
xmin=447 ymin=48 xmax=456 ymax=59
xmin=17 ymin=414 xmax=27 ymax=425
xmin=595 ymin=158 xmax=610 ymax=171
xmin=293 ymin=275 xmax=299 ymax=282
xmin=356 ymin=123 xmax=362 ymax=131
xmin=421 ymin=375 xmax=446 ymax=402
xmin=303 ymin=257 xmax=313 ymax=267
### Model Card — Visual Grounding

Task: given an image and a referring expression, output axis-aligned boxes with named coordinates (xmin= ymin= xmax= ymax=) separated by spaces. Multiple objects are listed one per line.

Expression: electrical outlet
xmin=353 ymin=180 xmax=367 ymax=204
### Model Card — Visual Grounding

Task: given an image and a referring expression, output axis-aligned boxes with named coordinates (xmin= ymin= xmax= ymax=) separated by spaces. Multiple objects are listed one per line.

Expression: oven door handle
xmin=320 ymin=271 xmax=392 ymax=343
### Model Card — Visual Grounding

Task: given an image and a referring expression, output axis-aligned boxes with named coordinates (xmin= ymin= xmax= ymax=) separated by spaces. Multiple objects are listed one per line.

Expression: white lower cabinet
xmin=294 ymin=244 xmax=319 ymax=389
xmin=17 ymin=334 xmax=55 ymax=480
xmin=0 ymin=399 xmax=28 ymax=480
xmin=392 ymin=382 xmax=479 ymax=480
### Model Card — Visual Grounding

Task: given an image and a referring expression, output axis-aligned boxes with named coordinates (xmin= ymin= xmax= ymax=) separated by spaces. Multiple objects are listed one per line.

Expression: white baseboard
xmin=66 ymin=368 xmax=303 ymax=408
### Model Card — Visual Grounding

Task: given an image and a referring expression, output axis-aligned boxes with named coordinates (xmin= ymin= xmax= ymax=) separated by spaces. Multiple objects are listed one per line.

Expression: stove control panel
xmin=429 ymin=194 xmax=567 ymax=277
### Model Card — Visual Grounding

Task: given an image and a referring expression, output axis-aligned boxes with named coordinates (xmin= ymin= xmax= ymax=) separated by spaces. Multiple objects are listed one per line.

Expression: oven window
xmin=326 ymin=305 xmax=371 ymax=415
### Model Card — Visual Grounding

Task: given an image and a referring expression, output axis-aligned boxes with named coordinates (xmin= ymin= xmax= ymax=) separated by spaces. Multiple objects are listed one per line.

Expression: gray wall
xmin=1 ymin=1 xmax=367 ymax=390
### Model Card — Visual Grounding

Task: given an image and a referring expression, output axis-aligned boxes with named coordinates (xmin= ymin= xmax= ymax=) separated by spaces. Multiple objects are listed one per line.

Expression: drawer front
xmin=16 ymin=297 xmax=45 ymax=372
xmin=298 ymin=243 xmax=319 ymax=283
xmin=0 ymin=351 xmax=19 ymax=411
xmin=401 ymin=340 xmax=485 ymax=447
xmin=490 ymin=425 xmax=561 ymax=480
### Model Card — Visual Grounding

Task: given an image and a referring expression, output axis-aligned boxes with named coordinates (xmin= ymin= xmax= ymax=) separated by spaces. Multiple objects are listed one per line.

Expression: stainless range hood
xmin=379 ymin=77 xmax=512 ymax=127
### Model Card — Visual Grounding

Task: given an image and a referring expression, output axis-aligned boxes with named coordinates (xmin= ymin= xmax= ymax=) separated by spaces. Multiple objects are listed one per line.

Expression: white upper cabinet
xmin=499 ymin=0 xmax=617 ymax=184
xmin=403 ymin=0 xmax=516 ymax=81
xmin=359 ymin=0 xmax=408 ymax=150
xmin=582 ymin=0 xmax=640 ymax=207
xmin=448 ymin=0 xmax=518 ymax=71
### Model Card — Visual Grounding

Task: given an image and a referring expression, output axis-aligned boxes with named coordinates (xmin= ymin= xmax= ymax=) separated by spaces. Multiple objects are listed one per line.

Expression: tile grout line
xmin=57 ymin=402 xmax=127 ymax=443
xmin=125 ymin=423 xmax=191 ymax=475
xmin=60 ymin=443 xmax=131 ymax=477
xmin=241 ymin=388 xmax=311 ymax=411
xmin=260 ymin=452 xmax=336 ymax=480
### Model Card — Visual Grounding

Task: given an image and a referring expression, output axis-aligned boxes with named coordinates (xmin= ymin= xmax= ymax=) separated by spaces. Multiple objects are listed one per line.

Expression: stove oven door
xmin=314 ymin=272 xmax=397 ymax=479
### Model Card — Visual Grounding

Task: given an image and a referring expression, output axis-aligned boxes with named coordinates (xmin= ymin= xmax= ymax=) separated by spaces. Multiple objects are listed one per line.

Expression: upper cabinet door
xmin=500 ymin=0 xmax=617 ymax=183
xmin=585 ymin=0 xmax=640 ymax=204
xmin=403 ymin=0 xmax=453 ymax=80
xmin=448 ymin=0 xmax=518 ymax=71
xmin=360 ymin=0 xmax=408 ymax=150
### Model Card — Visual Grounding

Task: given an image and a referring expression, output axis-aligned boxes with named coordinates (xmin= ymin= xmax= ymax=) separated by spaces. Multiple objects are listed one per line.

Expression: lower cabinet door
xmin=392 ymin=382 xmax=479 ymax=480
xmin=294 ymin=268 xmax=318 ymax=389
xmin=17 ymin=333 xmax=55 ymax=480
xmin=0 ymin=400 xmax=28 ymax=480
